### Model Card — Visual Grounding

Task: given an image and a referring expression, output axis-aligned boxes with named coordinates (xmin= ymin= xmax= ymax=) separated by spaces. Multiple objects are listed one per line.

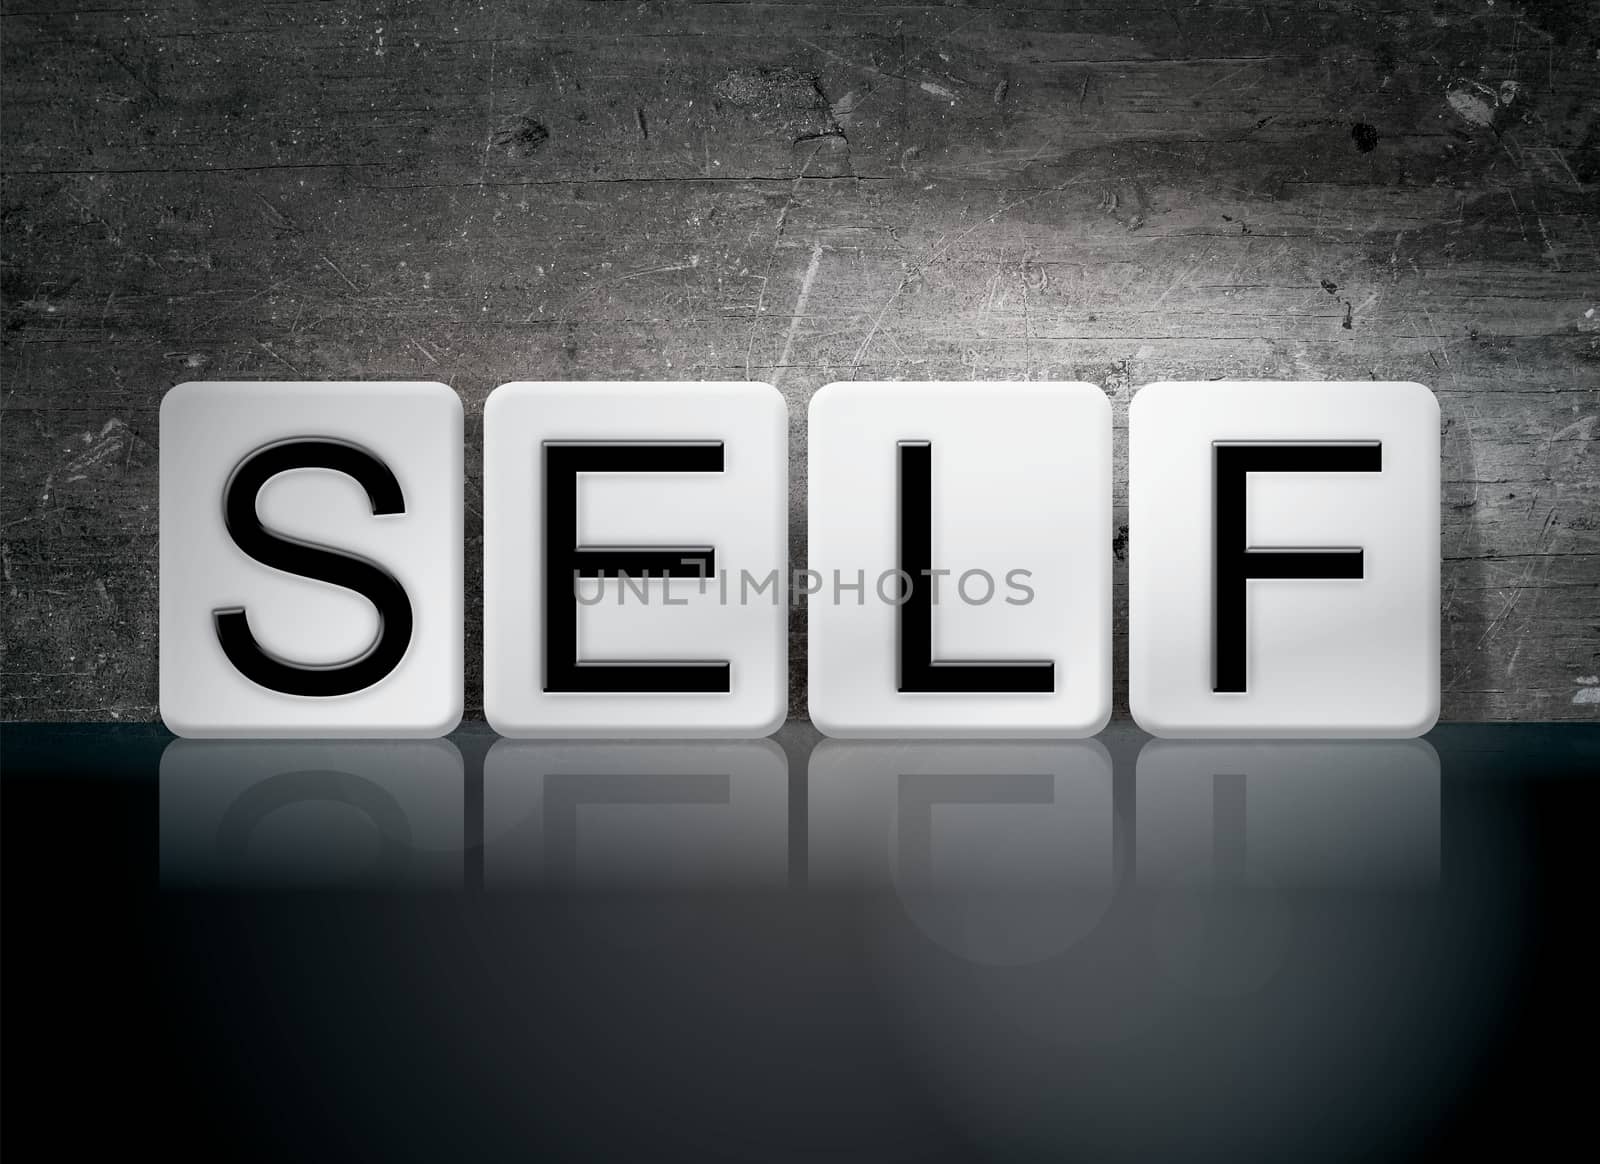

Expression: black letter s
xmin=214 ymin=439 xmax=414 ymax=697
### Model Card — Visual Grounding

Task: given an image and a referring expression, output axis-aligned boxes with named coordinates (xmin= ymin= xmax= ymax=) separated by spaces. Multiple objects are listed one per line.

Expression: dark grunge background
xmin=2 ymin=0 xmax=1596 ymax=723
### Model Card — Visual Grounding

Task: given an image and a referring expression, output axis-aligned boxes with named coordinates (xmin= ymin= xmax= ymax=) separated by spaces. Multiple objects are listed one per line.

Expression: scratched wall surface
xmin=1 ymin=0 xmax=1596 ymax=723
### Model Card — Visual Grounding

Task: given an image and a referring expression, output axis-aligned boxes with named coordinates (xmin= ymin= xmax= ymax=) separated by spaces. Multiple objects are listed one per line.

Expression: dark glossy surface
xmin=3 ymin=724 xmax=1595 ymax=1162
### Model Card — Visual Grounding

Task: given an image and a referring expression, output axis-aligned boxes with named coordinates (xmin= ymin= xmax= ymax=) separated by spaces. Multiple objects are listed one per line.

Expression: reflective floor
xmin=3 ymin=724 xmax=1595 ymax=1161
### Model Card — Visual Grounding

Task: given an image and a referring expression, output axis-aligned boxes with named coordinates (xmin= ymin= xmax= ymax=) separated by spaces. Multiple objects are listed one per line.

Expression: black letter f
xmin=1213 ymin=441 xmax=1381 ymax=693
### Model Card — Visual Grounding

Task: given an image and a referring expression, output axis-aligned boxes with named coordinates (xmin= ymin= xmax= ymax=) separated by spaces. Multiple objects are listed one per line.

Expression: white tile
xmin=159 ymin=381 xmax=462 ymax=737
xmin=807 ymin=382 xmax=1112 ymax=737
xmin=1129 ymin=381 xmax=1439 ymax=737
xmin=483 ymin=382 xmax=787 ymax=737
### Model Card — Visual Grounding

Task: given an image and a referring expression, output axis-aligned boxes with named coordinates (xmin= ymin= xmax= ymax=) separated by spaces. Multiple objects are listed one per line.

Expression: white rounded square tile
xmin=483 ymin=382 xmax=787 ymax=737
xmin=159 ymin=381 xmax=463 ymax=738
xmin=807 ymin=381 xmax=1112 ymax=737
xmin=1128 ymin=380 xmax=1439 ymax=737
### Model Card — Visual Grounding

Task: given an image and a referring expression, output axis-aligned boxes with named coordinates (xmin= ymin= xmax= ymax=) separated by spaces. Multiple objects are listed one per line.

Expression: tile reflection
xmin=159 ymin=739 xmax=464 ymax=888
xmin=156 ymin=735 xmax=1444 ymax=904
xmin=1136 ymin=740 xmax=1440 ymax=889
xmin=484 ymin=740 xmax=788 ymax=889
xmin=809 ymin=741 xmax=1117 ymax=965
xmin=1128 ymin=740 xmax=1439 ymax=1000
